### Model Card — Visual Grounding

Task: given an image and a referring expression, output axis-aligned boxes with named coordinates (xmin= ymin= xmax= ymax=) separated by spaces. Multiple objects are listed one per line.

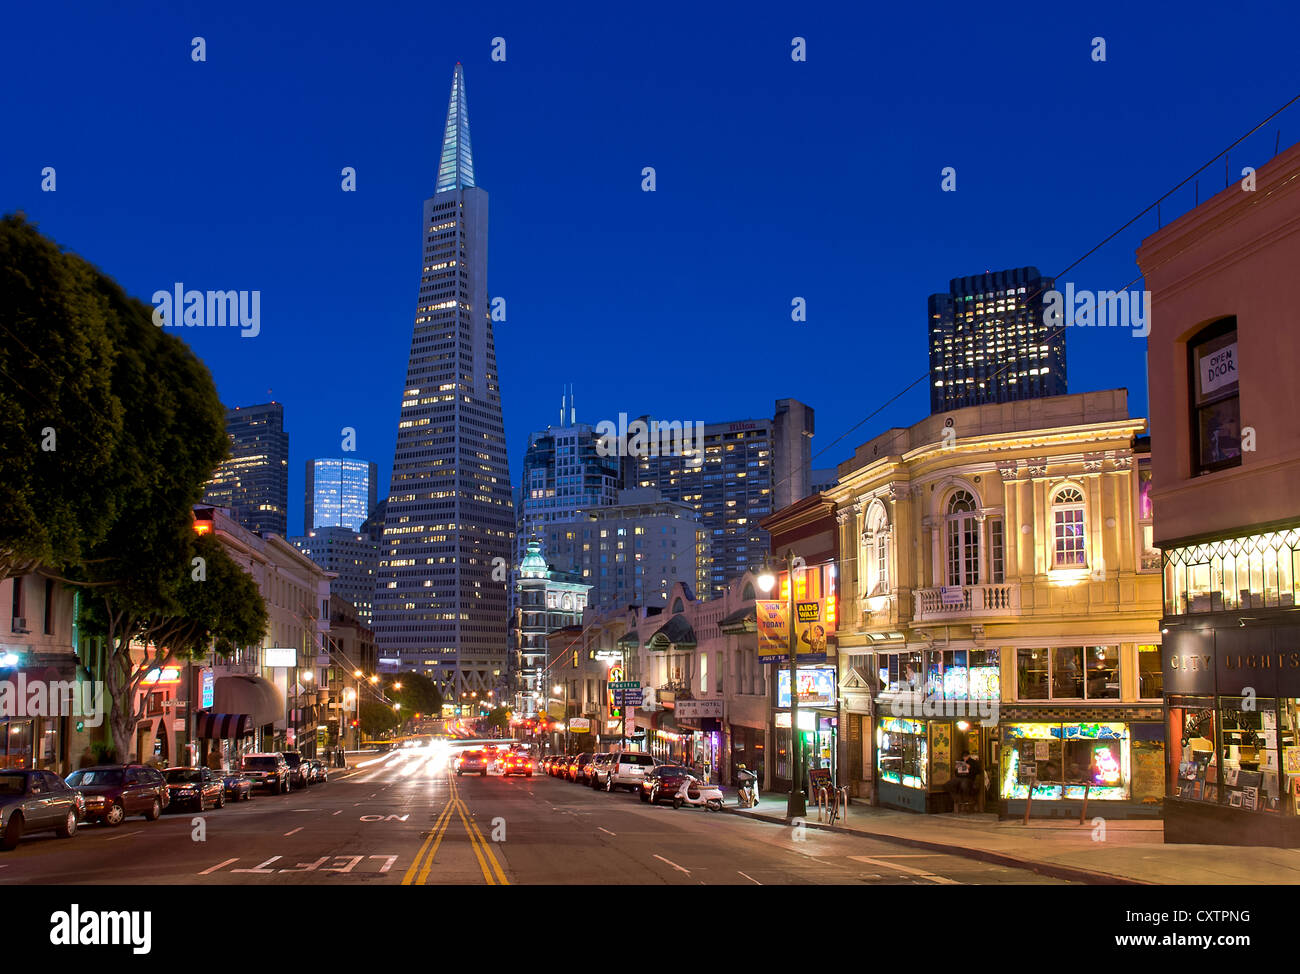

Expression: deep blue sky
xmin=4 ymin=1 xmax=1298 ymax=535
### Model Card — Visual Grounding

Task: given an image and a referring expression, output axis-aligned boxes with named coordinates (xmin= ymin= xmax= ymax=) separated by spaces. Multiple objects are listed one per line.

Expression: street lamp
xmin=758 ymin=550 xmax=806 ymax=821
xmin=554 ymin=683 xmax=570 ymax=752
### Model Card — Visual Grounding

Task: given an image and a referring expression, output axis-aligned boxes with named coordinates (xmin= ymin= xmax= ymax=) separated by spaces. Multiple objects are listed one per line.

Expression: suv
xmin=455 ymin=749 xmax=488 ymax=776
xmin=588 ymin=753 xmax=616 ymax=789
xmin=604 ymin=752 xmax=656 ymax=793
xmin=241 ymin=753 xmax=291 ymax=794
xmin=281 ymin=750 xmax=311 ymax=789
xmin=66 ymin=764 xmax=169 ymax=825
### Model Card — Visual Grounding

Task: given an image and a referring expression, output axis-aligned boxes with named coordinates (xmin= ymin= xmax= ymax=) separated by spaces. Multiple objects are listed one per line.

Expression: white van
xmin=605 ymin=752 xmax=657 ymax=792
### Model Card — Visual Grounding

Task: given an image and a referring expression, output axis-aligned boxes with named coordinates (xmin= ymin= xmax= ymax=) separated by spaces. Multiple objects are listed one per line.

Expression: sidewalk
xmin=727 ymin=795 xmax=1300 ymax=884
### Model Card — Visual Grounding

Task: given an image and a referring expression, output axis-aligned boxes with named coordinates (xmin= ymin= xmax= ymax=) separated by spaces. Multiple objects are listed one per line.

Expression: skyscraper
xmin=633 ymin=398 xmax=814 ymax=597
xmin=304 ymin=458 xmax=377 ymax=533
xmin=372 ymin=65 xmax=514 ymax=695
xmin=202 ymin=402 xmax=288 ymax=537
xmin=928 ymin=266 xmax=1066 ymax=414
xmin=290 ymin=527 xmax=379 ymax=628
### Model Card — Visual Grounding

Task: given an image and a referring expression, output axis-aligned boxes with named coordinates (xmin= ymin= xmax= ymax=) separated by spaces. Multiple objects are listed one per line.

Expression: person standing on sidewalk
xmin=966 ymin=751 xmax=985 ymax=812
xmin=948 ymin=753 xmax=972 ymax=811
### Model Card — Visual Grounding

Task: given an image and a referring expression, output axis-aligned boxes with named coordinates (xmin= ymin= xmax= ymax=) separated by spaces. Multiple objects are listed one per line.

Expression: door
xmin=26 ymin=774 xmax=53 ymax=827
xmin=123 ymin=769 xmax=144 ymax=813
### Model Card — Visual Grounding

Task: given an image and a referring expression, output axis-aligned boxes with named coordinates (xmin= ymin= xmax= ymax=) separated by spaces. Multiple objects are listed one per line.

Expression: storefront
xmin=875 ymin=714 xmax=990 ymax=813
xmin=772 ymin=664 xmax=838 ymax=795
xmin=1162 ymin=616 xmax=1300 ymax=845
xmin=997 ymin=710 xmax=1164 ymax=818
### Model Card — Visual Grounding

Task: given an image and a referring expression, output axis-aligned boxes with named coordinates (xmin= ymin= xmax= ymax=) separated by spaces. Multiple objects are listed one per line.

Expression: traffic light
xmin=350 ymin=719 xmax=359 ymax=728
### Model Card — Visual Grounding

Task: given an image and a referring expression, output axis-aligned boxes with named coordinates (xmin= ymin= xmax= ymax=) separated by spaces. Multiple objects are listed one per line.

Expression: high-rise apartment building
xmin=290 ymin=527 xmax=379 ymax=628
xmin=633 ymin=398 xmax=813 ymax=597
xmin=928 ymin=266 xmax=1066 ymax=414
xmin=372 ymin=65 xmax=514 ymax=695
xmin=203 ymin=402 xmax=289 ymax=537
xmin=305 ymin=458 xmax=377 ymax=533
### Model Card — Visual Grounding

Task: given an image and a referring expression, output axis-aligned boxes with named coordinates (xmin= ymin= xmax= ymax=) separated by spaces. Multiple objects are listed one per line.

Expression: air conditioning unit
xmin=10 ymin=617 xmax=28 ymax=633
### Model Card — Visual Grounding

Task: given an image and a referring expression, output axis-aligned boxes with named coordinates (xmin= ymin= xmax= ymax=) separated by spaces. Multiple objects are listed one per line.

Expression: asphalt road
xmin=0 ymin=748 xmax=1072 ymax=885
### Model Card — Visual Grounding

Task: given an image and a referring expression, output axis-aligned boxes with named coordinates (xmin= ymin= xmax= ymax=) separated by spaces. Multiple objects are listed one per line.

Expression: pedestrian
xmin=948 ymin=752 xmax=972 ymax=811
xmin=966 ymin=751 xmax=984 ymax=812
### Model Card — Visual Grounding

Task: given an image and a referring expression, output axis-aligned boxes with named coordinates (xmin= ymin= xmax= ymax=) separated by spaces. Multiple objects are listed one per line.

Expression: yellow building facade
xmin=827 ymin=389 xmax=1164 ymax=816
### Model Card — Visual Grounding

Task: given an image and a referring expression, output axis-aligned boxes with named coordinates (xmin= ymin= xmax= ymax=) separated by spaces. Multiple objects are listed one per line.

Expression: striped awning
xmin=195 ymin=711 xmax=253 ymax=740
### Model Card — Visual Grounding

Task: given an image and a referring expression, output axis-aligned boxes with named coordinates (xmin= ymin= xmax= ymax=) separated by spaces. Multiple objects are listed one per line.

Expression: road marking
xmin=848 ymin=855 xmax=961 ymax=885
xmin=737 ymin=871 xmax=762 ymax=885
xmin=370 ymin=855 xmax=397 ymax=873
xmin=284 ymin=827 xmax=303 ymax=836
xmin=293 ymin=808 xmax=312 ymax=812
xmin=402 ymin=798 xmax=455 ymax=886
xmin=865 ymin=854 xmax=943 ymax=859
xmin=654 ymin=854 xmax=691 ymax=875
xmin=232 ymin=856 xmax=282 ymax=874
xmin=199 ymin=858 xmax=239 ymax=875
xmin=107 ymin=830 xmax=142 ymax=841
xmin=464 ymin=808 xmax=508 ymax=885
xmin=598 ymin=827 xmax=616 ymax=836
xmin=333 ymin=810 xmax=342 ymax=815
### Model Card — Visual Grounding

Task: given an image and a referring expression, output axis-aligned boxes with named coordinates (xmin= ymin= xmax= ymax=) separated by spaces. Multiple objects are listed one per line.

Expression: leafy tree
xmin=388 ymin=671 xmax=442 ymax=719
xmin=485 ymin=706 xmax=511 ymax=734
xmin=360 ymin=701 xmax=399 ymax=737
xmin=0 ymin=213 xmax=124 ymax=580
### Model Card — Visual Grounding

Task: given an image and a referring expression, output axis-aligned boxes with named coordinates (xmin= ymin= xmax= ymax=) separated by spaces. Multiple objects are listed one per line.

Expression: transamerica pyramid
xmin=373 ymin=64 xmax=514 ymax=698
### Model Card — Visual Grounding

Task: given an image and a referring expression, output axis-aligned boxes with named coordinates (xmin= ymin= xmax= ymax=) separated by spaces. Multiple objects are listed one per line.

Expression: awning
xmin=646 ymin=614 xmax=696 ymax=651
xmin=718 ymin=606 xmax=756 ymax=634
xmin=213 ymin=675 xmax=282 ymax=725
xmin=195 ymin=711 xmax=253 ymax=739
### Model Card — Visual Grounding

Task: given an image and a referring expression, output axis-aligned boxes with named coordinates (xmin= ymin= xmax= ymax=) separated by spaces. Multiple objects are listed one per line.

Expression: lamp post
xmin=554 ymin=683 xmax=569 ymax=753
xmin=758 ymin=550 xmax=806 ymax=821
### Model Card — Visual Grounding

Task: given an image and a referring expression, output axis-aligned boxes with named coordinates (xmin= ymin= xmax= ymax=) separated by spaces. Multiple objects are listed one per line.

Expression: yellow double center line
xmin=402 ymin=769 xmax=509 ymax=885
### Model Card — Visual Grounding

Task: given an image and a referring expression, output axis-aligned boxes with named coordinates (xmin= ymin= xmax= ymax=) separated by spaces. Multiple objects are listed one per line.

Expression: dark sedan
xmin=66 ymin=765 xmax=168 ymax=825
xmin=163 ymin=767 xmax=225 ymax=811
xmin=307 ymin=760 xmax=328 ymax=784
xmin=640 ymin=764 xmax=691 ymax=805
xmin=0 ymin=769 xmax=81 ymax=849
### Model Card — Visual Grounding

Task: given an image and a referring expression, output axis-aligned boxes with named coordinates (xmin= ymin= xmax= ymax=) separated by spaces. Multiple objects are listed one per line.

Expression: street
xmin=0 ymin=748 xmax=1070 ymax=885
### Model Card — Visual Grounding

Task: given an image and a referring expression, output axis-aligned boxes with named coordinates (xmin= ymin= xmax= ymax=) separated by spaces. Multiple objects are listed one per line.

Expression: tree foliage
xmin=360 ymin=700 xmax=399 ymax=737
xmin=388 ymin=671 xmax=443 ymax=719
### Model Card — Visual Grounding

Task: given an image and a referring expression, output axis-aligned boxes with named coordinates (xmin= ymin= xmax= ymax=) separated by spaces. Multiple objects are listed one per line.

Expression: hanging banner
xmin=757 ymin=600 xmax=831 ymax=663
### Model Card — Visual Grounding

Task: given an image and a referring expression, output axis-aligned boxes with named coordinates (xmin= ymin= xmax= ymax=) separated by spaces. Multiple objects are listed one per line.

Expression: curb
xmin=722 ymin=806 xmax=1151 ymax=886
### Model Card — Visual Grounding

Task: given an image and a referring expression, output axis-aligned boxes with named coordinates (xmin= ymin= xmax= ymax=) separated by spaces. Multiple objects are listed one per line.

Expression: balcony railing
xmin=913 ymin=583 xmax=1020 ymax=621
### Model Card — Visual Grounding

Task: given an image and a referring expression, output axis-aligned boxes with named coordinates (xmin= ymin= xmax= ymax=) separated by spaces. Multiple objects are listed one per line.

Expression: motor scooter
xmin=672 ymin=774 xmax=724 ymax=811
xmin=736 ymin=766 xmax=759 ymax=808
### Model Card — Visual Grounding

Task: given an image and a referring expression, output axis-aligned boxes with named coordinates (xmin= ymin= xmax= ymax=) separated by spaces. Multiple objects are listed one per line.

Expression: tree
xmin=0 ymin=214 xmax=124 ymax=580
xmin=1 ymin=218 xmax=240 ymax=760
xmin=389 ymin=671 xmax=442 ymax=719
xmin=360 ymin=701 xmax=399 ymax=738
xmin=485 ymin=706 xmax=511 ymax=734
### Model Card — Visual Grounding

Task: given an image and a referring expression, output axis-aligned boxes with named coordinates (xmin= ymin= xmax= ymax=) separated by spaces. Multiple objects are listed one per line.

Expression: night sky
xmin=4 ymin=0 xmax=1298 ymax=533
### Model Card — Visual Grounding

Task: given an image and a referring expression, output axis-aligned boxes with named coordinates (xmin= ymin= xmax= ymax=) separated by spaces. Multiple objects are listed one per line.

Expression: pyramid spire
xmin=435 ymin=62 xmax=475 ymax=193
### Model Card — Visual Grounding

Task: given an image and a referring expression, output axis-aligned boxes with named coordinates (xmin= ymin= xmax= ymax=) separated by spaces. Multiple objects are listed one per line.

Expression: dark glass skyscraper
xmin=202 ymin=401 xmax=289 ymax=536
xmin=373 ymin=64 xmax=513 ymax=694
xmin=304 ymin=458 xmax=377 ymax=533
xmin=928 ymin=266 xmax=1067 ymax=414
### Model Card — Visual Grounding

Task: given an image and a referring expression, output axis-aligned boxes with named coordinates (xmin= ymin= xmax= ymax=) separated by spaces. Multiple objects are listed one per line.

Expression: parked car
xmin=241 ymin=753 xmax=291 ymax=794
xmin=307 ymin=760 xmax=328 ymax=784
xmin=0 ymin=770 xmax=81 ymax=849
xmin=501 ymin=752 xmax=534 ymax=777
xmin=455 ymin=749 xmax=488 ymax=776
xmin=640 ymin=764 xmax=692 ymax=805
xmin=587 ymin=753 xmax=616 ymax=789
xmin=571 ymin=752 xmax=596 ymax=783
xmin=66 ymin=764 xmax=168 ymax=824
xmin=281 ymin=750 xmax=311 ymax=788
xmin=548 ymin=754 xmax=570 ymax=777
xmin=605 ymin=751 xmax=657 ymax=793
xmin=163 ymin=767 xmax=225 ymax=811
xmin=216 ymin=770 xmax=253 ymax=802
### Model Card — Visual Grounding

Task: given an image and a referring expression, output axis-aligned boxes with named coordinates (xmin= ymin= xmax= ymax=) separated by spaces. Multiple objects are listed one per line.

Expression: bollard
xmin=1080 ymin=781 xmax=1090 ymax=825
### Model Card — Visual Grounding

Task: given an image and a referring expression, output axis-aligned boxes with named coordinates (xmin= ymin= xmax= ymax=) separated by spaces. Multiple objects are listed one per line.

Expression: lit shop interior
xmin=773 ymin=665 xmax=837 ymax=792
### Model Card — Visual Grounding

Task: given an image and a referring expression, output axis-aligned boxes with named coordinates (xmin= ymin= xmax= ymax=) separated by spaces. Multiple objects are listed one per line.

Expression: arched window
xmin=1052 ymin=486 xmax=1086 ymax=567
xmin=946 ymin=490 xmax=980 ymax=586
xmin=867 ymin=506 xmax=890 ymax=596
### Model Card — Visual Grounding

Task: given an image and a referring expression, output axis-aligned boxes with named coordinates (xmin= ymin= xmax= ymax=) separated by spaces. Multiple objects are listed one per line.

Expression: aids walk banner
xmin=757 ymin=600 xmax=832 ymax=663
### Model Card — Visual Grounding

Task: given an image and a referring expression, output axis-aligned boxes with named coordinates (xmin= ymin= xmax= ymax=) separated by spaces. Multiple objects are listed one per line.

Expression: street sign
xmin=610 ymin=681 xmax=639 ymax=689
xmin=614 ymin=689 xmax=643 ymax=706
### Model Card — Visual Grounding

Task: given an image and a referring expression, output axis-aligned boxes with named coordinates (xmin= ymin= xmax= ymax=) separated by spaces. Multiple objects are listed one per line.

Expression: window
xmin=1168 ymin=698 xmax=1217 ymax=804
xmin=1052 ymin=486 xmax=1086 ymax=567
xmin=1137 ymin=645 xmax=1162 ymax=698
xmin=989 ymin=518 xmax=1005 ymax=583
xmin=1017 ymin=647 xmax=1118 ymax=700
xmin=1189 ymin=317 xmax=1240 ymax=475
xmin=865 ymin=505 xmax=890 ymax=597
xmin=945 ymin=490 xmax=980 ymax=586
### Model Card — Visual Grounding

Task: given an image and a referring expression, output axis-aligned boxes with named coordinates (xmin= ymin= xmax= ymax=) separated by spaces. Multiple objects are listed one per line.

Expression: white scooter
xmin=672 ymin=774 xmax=724 ymax=811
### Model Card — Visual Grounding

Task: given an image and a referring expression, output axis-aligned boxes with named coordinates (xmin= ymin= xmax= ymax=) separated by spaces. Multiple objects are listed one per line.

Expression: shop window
xmin=877 ymin=717 xmax=928 ymax=790
xmin=1051 ymin=486 xmax=1086 ymax=567
xmin=881 ymin=651 xmax=924 ymax=692
xmin=1137 ymin=645 xmax=1162 ymax=698
xmin=1051 ymin=646 xmax=1084 ymax=699
xmin=1168 ymin=698 xmax=1217 ymax=804
xmin=1016 ymin=649 xmax=1049 ymax=699
xmin=1189 ymin=317 xmax=1240 ymax=476
xmin=1163 ymin=529 xmax=1300 ymax=615
xmin=1084 ymin=645 xmax=1120 ymax=699
xmin=1002 ymin=722 xmax=1130 ymax=801
xmin=1220 ymin=697 xmax=1280 ymax=813
xmin=1018 ymin=647 xmax=1117 ymax=700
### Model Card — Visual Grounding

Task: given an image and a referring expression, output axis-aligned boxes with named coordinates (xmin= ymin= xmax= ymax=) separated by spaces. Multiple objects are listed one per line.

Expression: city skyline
xmin=9 ymin=4 xmax=1297 ymax=538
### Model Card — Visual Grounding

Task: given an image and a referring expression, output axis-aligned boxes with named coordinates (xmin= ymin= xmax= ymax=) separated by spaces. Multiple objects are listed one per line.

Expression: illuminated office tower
xmin=928 ymin=266 xmax=1066 ymax=414
xmin=372 ymin=64 xmax=513 ymax=697
xmin=304 ymin=458 xmax=377 ymax=533
xmin=202 ymin=402 xmax=289 ymax=537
